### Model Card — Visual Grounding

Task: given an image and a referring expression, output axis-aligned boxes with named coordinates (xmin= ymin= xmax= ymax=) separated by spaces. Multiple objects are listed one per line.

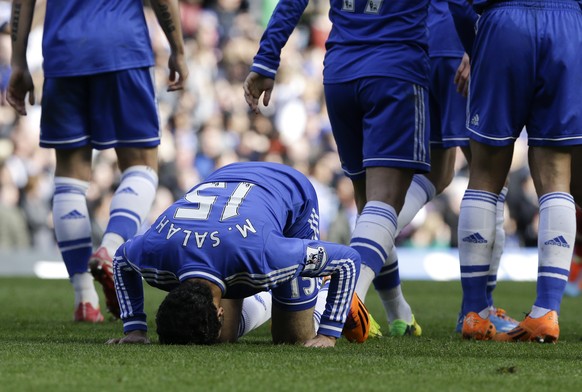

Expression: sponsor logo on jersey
xmin=544 ymin=235 xmax=570 ymax=248
xmin=462 ymin=233 xmax=487 ymax=244
xmin=60 ymin=210 xmax=86 ymax=220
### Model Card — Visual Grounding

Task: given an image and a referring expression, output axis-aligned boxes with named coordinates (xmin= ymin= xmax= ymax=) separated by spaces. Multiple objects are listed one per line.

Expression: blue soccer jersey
xmin=42 ymin=0 xmax=154 ymax=77
xmin=428 ymin=0 xmax=465 ymax=58
xmin=447 ymin=0 xmax=479 ymax=56
xmin=115 ymin=162 xmax=361 ymax=338
xmin=251 ymin=0 xmax=430 ymax=87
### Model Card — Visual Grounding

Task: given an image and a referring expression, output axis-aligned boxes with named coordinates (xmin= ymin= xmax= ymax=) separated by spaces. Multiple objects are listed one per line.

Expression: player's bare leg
xmin=271 ymin=305 xmax=316 ymax=345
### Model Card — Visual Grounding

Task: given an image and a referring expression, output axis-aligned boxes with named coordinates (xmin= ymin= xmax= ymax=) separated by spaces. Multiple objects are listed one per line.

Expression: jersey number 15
xmin=174 ymin=182 xmax=255 ymax=221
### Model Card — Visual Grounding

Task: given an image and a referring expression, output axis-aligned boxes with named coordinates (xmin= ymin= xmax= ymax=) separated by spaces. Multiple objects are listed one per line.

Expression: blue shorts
xmin=468 ymin=1 xmax=582 ymax=147
xmin=429 ymin=57 xmax=469 ymax=149
xmin=271 ymin=276 xmax=322 ymax=311
xmin=325 ymin=77 xmax=430 ymax=179
xmin=275 ymin=177 xmax=320 ymax=311
xmin=40 ymin=67 xmax=160 ymax=150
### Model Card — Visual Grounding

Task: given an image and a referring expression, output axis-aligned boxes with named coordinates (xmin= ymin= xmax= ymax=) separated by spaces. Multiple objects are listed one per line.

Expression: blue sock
xmin=373 ymin=258 xmax=400 ymax=291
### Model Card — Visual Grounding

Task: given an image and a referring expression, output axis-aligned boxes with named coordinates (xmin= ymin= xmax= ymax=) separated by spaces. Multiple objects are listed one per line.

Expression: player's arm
xmin=107 ymin=246 xmax=150 ymax=344
xmin=148 ymin=0 xmax=189 ymax=91
xmin=454 ymin=53 xmax=470 ymax=97
xmin=447 ymin=0 xmax=479 ymax=56
xmin=7 ymin=0 xmax=36 ymax=115
xmin=243 ymin=0 xmax=308 ymax=113
xmin=299 ymin=241 xmax=362 ymax=342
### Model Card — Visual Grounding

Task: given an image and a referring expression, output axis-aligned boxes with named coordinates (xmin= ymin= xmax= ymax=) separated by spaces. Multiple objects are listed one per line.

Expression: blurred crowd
xmin=0 ymin=0 xmax=539 ymax=252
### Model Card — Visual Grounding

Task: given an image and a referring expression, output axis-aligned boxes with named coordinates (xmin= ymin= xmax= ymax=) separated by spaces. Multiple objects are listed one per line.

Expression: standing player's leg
xmin=41 ymin=75 xmax=104 ymax=322
xmin=88 ymin=68 xmax=160 ymax=318
xmin=496 ymin=147 xmax=574 ymax=343
xmin=326 ymin=78 xmax=429 ymax=337
xmin=459 ymin=3 xmax=543 ymax=340
xmin=53 ymin=147 xmax=104 ymax=322
xmin=428 ymin=55 xmax=517 ymax=333
xmin=458 ymin=141 xmax=513 ymax=340
xmin=497 ymin=2 xmax=582 ymax=342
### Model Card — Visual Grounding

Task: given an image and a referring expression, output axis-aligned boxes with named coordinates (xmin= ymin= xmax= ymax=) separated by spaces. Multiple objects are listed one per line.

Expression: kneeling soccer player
xmin=107 ymin=162 xmax=369 ymax=347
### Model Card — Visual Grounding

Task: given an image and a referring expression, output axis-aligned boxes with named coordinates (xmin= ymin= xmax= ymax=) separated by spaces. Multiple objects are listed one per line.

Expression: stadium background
xmin=0 ymin=0 xmax=540 ymax=280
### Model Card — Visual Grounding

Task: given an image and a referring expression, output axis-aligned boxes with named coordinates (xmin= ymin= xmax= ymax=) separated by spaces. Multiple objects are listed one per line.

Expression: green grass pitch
xmin=1 ymin=277 xmax=582 ymax=391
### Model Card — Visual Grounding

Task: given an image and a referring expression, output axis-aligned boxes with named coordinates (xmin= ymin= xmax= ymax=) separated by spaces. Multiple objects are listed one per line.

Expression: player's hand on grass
xmin=6 ymin=65 xmax=35 ymax=116
xmin=303 ymin=334 xmax=336 ymax=348
xmin=167 ymin=52 xmax=189 ymax=92
xmin=243 ymin=71 xmax=274 ymax=114
xmin=454 ymin=53 xmax=470 ymax=98
xmin=107 ymin=330 xmax=150 ymax=345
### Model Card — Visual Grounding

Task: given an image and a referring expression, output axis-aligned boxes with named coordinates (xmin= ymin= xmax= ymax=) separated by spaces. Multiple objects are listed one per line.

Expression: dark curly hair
xmin=155 ymin=280 xmax=222 ymax=345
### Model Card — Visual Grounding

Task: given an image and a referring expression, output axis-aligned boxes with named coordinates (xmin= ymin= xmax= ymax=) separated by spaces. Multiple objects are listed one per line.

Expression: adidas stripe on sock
xmin=53 ymin=177 xmax=93 ymax=276
xmin=534 ymin=192 xmax=576 ymax=314
xmin=458 ymin=189 xmax=497 ymax=315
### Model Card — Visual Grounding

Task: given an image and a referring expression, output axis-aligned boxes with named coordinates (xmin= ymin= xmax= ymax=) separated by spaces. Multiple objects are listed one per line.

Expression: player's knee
xmin=115 ymin=147 xmax=158 ymax=172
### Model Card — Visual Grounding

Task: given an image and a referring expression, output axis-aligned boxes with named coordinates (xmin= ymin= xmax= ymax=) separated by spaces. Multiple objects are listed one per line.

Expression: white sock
xmin=100 ymin=233 xmax=125 ymax=259
xmin=104 ymin=165 xmax=158 ymax=242
xmin=533 ymin=192 xmax=576 ymax=314
xmin=237 ymin=291 xmax=272 ymax=337
xmin=529 ymin=305 xmax=552 ymax=319
xmin=351 ymin=201 xmax=398 ymax=299
xmin=373 ymin=247 xmax=412 ymax=322
xmin=458 ymin=190 xmax=497 ymax=314
xmin=396 ymin=174 xmax=436 ymax=234
xmin=71 ymin=272 xmax=99 ymax=307
xmin=53 ymin=177 xmax=93 ymax=277
xmin=487 ymin=187 xmax=508 ymax=306
xmin=313 ymin=279 xmax=329 ymax=331
xmin=377 ymin=285 xmax=412 ymax=323
xmin=355 ymin=264 xmax=376 ymax=302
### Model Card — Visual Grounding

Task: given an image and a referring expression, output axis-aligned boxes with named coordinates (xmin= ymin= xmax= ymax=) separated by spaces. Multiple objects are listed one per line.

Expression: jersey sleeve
xmin=114 ymin=243 xmax=148 ymax=334
xmin=250 ymin=0 xmax=309 ymax=79
xmin=299 ymin=240 xmax=361 ymax=339
xmin=447 ymin=0 xmax=479 ymax=56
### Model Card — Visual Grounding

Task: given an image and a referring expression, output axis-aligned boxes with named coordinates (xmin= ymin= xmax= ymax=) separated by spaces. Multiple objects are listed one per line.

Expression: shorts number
xmin=290 ymin=277 xmax=317 ymax=299
xmin=174 ymin=182 xmax=255 ymax=221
